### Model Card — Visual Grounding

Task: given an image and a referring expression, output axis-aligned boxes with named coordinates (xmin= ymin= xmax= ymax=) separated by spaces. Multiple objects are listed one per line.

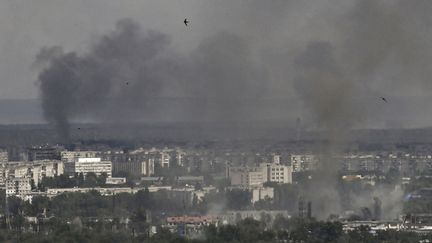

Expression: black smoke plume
xmin=37 ymin=19 xmax=169 ymax=142
xmin=36 ymin=19 xmax=266 ymax=142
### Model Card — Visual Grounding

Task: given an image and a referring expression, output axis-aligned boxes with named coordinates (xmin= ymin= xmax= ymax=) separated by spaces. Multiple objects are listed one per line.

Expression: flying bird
xmin=184 ymin=18 xmax=189 ymax=26
xmin=380 ymin=97 xmax=388 ymax=103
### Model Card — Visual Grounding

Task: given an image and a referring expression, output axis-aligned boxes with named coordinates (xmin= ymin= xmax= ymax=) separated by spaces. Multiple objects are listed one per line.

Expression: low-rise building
xmin=221 ymin=210 xmax=290 ymax=224
xmin=177 ymin=176 xmax=204 ymax=186
xmin=165 ymin=215 xmax=219 ymax=237
xmin=252 ymin=187 xmax=274 ymax=203
xmin=106 ymin=177 xmax=127 ymax=185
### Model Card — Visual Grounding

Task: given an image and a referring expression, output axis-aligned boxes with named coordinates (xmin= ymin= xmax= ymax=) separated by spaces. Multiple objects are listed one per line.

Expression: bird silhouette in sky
xmin=380 ymin=97 xmax=388 ymax=103
xmin=184 ymin=18 xmax=189 ymax=26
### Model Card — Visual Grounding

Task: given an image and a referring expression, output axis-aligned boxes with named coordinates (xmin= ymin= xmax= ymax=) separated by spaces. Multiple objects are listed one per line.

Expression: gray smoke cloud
xmin=36 ymin=0 xmax=432 ymax=141
xmin=37 ymin=19 xmax=170 ymax=142
xmin=35 ymin=0 xmax=432 ymax=216
xmin=288 ymin=0 xmax=432 ymax=219
xmin=36 ymin=19 xmax=267 ymax=142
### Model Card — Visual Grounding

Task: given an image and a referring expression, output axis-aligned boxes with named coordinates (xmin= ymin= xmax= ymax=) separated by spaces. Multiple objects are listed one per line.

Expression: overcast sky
xmin=0 ymin=0 xmax=360 ymax=99
xmin=2 ymin=0 xmax=432 ymax=128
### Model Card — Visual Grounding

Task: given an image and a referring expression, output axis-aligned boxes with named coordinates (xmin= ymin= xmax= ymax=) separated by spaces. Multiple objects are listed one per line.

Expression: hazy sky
xmin=2 ymin=0 xmax=432 ymax=128
xmin=0 ymin=0 xmax=199 ymax=99
xmin=0 ymin=0 xmax=357 ymax=99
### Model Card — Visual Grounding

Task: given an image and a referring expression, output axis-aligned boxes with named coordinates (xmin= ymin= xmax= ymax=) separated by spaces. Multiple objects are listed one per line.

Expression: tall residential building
xmin=6 ymin=177 xmax=32 ymax=198
xmin=0 ymin=150 xmax=8 ymax=163
xmin=272 ymin=154 xmax=281 ymax=164
xmin=0 ymin=166 xmax=10 ymax=186
xmin=65 ymin=158 xmax=112 ymax=177
xmin=61 ymin=151 xmax=100 ymax=163
xmin=160 ymin=152 xmax=171 ymax=168
xmin=227 ymin=166 xmax=268 ymax=187
xmin=112 ymin=159 xmax=155 ymax=177
xmin=263 ymin=163 xmax=293 ymax=184
xmin=8 ymin=160 xmax=64 ymax=185
xmin=291 ymin=155 xmax=318 ymax=172
xmin=176 ymin=150 xmax=186 ymax=166
xmin=228 ymin=162 xmax=293 ymax=187
xmin=28 ymin=147 xmax=61 ymax=161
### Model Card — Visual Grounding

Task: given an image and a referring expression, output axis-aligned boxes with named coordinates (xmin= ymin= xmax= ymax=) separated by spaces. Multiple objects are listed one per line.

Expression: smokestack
xmin=373 ymin=197 xmax=382 ymax=221
xmin=146 ymin=210 xmax=152 ymax=224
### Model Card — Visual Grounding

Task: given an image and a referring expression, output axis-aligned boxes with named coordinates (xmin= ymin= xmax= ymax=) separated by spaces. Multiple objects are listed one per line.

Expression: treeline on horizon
xmin=2 ymin=122 xmax=432 ymax=146
xmin=0 ymin=217 xmax=431 ymax=243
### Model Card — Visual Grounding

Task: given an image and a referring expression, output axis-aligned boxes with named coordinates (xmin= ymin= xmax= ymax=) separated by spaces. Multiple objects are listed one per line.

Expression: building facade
xmin=227 ymin=166 xmax=268 ymax=187
xmin=291 ymin=155 xmax=318 ymax=172
xmin=112 ymin=159 xmax=154 ymax=177
xmin=61 ymin=151 xmax=100 ymax=163
xmin=6 ymin=177 xmax=32 ymax=198
xmin=65 ymin=158 xmax=112 ymax=177
xmin=228 ymin=163 xmax=293 ymax=187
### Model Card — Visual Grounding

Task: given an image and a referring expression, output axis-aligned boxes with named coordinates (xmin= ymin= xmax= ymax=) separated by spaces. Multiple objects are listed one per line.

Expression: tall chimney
xmin=307 ymin=201 xmax=312 ymax=219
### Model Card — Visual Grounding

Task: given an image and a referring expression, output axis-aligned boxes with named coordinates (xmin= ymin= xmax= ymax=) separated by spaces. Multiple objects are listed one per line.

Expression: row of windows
xmin=271 ymin=168 xmax=285 ymax=171
xmin=271 ymin=172 xmax=284 ymax=176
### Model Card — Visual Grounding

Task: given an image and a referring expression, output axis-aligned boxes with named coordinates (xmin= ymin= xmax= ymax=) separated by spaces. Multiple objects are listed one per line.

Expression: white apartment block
xmin=61 ymin=151 xmax=100 ymax=163
xmin=8 ymin=160 xmax=64 ymax=185
xmin=264 ymin=163 xmax=293 ymax=184
xmin=65 ymin=158 xmax=112 ymax=177
xmin=228 ymin=163 xmax=293 ymax=187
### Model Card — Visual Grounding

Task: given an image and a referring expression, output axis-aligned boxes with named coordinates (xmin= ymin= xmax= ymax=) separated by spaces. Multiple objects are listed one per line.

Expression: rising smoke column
xmin=290 ymin=0 xmax=432 ymax=218
xmin=293 ymin=41 xmax=363 ymax=219
xmin=36 ymin=19 xmax=170 ymax=142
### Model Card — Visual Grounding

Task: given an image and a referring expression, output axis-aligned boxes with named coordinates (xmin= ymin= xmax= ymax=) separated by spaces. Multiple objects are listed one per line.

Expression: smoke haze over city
xmin=0 ymin=0 xmax=431 ymax=129
xmin=4 ymin=1 xmax=432 ymax=242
